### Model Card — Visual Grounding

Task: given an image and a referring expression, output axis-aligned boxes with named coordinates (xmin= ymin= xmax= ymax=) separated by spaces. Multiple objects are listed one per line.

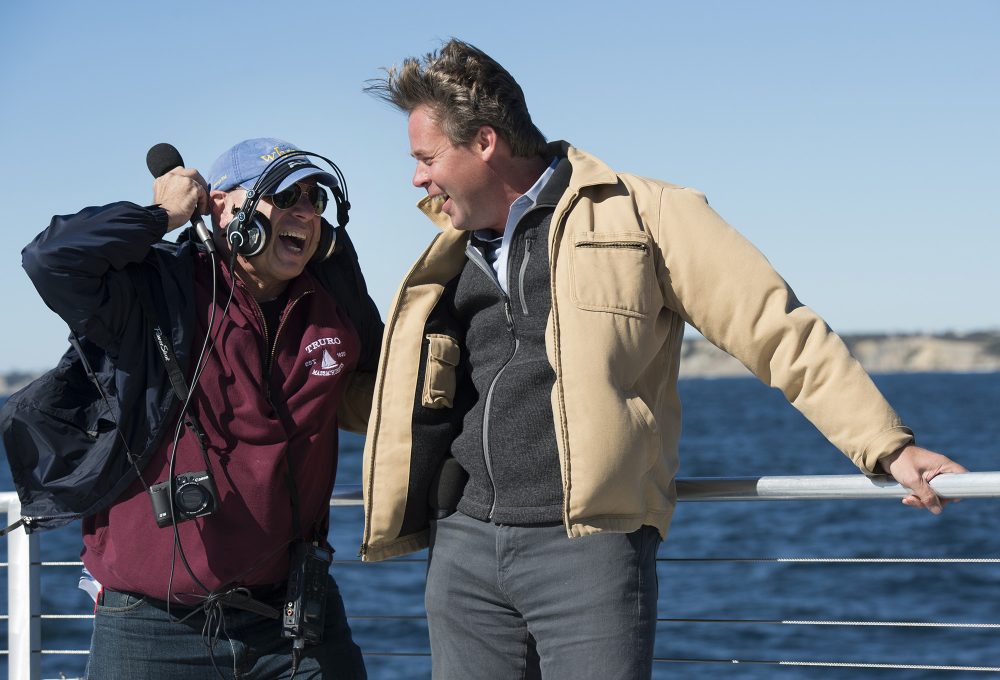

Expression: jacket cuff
xmin=144 ymin=205 xmax=171 ymax=236
xmin=860 ymin=427 xmax=916 ymax=475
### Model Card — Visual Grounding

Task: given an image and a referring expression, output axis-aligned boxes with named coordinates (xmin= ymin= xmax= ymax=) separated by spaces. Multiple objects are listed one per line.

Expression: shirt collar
xmin=473 ymin=158 xmax=559 ymax=243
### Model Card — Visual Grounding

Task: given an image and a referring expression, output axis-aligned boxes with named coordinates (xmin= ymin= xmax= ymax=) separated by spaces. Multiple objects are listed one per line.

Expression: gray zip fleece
xmin=449 ymin=158 xmax=571 ymax=524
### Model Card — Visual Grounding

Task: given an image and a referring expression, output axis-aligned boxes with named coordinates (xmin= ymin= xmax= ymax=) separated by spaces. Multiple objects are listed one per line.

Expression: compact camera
xmin=282 ymin=542 xmax=332 ymax=644
xmin=149 ymin=470 xmax=218 ymax=528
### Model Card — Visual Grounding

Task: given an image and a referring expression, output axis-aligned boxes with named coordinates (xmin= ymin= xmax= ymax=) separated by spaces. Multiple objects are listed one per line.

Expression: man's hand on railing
xmin=878 ymin=445 xmax=968 ymax=515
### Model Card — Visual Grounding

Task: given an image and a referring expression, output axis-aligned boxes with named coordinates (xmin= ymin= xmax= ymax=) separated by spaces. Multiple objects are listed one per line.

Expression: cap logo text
xmin=259 ymin=145 xmax=295 ymax=162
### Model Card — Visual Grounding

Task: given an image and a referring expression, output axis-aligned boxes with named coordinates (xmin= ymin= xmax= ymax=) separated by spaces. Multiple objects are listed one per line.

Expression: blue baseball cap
xmin=206 ymin=137 xmax=338 ymax=194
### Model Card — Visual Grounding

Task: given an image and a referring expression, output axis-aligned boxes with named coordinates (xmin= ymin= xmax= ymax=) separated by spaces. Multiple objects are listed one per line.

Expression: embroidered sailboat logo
xmin=304 ymin=336 xmax=345 ymax=376
xmin=321 ymin=349 xmax=339 ymax=370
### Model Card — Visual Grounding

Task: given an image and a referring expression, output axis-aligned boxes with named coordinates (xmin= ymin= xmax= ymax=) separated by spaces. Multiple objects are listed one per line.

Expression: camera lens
xmin=175 ymin=482 xmax=210 ymax=514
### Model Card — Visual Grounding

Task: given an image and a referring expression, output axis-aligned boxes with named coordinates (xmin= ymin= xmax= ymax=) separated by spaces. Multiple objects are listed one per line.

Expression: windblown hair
xmin=366 ymin=39 xmax=547 ymax=158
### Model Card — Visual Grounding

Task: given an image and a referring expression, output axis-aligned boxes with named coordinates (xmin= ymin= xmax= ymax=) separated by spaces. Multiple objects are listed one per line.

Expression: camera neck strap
xmin=128 ymin=268 xmax=212 ymax=469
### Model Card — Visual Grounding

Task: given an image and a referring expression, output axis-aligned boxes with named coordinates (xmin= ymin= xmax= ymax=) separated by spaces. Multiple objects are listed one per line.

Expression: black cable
xmin=164 ymin=245 xmax=222 ymax=613
xmin=163 ymin=243 xmax=243 ymax=610
xmin=199 ymin=596 xmax=230 ymax=680
xmin=290 ymin=639 xmax=306 ymax=679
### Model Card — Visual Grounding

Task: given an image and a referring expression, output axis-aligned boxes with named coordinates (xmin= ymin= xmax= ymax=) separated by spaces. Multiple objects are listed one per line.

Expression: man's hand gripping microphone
xmin=146 ymin=143 xmax=215 ymax=254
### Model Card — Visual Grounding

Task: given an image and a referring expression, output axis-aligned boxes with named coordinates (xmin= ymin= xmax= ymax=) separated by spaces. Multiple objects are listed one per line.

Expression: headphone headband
xmin=226 ymin=150 xmax=349 ymax=261
xmin=242 ymin=150 xmax=349 ymax=221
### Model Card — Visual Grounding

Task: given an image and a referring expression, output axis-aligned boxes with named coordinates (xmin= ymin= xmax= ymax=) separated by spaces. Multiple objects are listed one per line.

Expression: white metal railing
xmin=3 ymin=472 xmax=1000 ymax=679
xmin=674 ymin=471 xmax=1000 ymax=501
xmin=2 ymin=492 xmax=40 ymax=680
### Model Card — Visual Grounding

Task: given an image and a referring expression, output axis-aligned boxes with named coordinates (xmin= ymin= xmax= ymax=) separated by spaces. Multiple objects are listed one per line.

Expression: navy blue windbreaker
xmin=0 ymin=202 xmax=383 ymax=532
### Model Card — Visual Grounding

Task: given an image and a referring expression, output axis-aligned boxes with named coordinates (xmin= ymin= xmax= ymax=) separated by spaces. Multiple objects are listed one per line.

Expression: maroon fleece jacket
xmin=82 ymin=256 xmax=359 ymax=603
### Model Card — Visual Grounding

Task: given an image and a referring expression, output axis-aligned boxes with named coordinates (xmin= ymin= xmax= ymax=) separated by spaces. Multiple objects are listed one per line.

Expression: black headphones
xmin=224 ymin=150 xmax=350 ymax=262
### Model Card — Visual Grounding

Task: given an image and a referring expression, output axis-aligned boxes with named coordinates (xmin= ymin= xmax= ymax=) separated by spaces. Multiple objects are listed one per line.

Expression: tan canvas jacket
xmin=360 ymin=142 xmax=913 ymax=562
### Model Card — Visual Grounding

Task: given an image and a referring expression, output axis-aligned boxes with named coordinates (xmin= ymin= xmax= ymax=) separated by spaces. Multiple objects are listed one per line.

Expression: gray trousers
xmin=425 ymin=511 xmax=661 ymax=680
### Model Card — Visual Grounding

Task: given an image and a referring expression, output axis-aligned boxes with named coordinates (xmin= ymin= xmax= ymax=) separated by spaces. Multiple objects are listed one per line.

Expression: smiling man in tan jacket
xmin=361 ymin=39 xmax=966 ymax=680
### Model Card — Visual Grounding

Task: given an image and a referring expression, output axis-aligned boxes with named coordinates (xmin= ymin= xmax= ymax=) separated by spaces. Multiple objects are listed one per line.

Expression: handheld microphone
xmin=146 ymin=143 xmax=215 ymax=254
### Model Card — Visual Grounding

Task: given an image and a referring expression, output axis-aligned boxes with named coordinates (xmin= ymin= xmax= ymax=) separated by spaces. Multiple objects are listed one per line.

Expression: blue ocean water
xmin=2 ymin=372 xmax=998 ymax=679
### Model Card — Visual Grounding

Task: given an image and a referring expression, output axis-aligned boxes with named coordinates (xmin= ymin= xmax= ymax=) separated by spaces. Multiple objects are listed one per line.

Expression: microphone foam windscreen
xmin=146 ymin=143 xmax=184 ymax=178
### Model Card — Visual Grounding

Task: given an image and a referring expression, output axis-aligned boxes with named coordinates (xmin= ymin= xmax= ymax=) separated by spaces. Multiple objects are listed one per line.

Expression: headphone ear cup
xmin=225 ymin=200 xmax=270 ymax=258
xmin=311 ymin=218 xmax=337 ymax=262
xmin=225 ymin=212 xmax=270 ymax=258
xmin=225 ymin=215 xmax=244 ymax=252
xmin=332 ymin=186 xmax=350 ymax=228
xmin=239 ymin=212 xmax=270 ymax=257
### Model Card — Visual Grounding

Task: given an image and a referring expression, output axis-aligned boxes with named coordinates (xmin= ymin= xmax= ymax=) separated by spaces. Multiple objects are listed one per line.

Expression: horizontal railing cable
xmin=349 ymin=612 xmax=1000 ymax=629
xmin=40 ymin=614 xmax=93 ymax=620
xmin=340 ymin=651 xmax=1000 ymax=672
xmin=658 ymin=616 xmax=1000 ymax=629
xmin=333 ymin=556 xmax=1000 ymax=564
xmin=653 ymin=657 xmax=1000 ymax=672
xmin=658 ymin=556 xmax=1000 ymax=563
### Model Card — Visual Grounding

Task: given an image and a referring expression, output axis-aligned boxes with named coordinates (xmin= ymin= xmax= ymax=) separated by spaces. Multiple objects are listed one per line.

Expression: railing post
xmin=7 ymin=495 xmax=41 ymax=680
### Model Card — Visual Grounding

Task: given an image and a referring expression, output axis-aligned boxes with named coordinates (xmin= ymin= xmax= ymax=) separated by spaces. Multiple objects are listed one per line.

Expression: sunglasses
xmin=267 ymin=183 xmax=328 ymax=215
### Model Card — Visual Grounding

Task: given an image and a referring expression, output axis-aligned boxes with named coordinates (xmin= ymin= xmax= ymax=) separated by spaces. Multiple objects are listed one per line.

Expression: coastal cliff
xmin=679 ymin=331 xmax=1000 ymax=378
xmin=1 ymin=331 xmax=998 ymax=396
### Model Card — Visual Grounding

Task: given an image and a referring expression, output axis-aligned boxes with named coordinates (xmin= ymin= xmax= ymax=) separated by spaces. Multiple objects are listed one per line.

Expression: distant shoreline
xmin=679 ymin=330 xmax=1000 ymax=379
xmin=2 ymin=330 xmax=998 ymax=397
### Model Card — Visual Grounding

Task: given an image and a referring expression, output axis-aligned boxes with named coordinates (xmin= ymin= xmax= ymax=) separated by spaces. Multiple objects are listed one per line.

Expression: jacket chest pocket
xmin=571 ymin=232 xmax=654 ymax=319
xmin=422 ymin=334 xmax=461 ymax=409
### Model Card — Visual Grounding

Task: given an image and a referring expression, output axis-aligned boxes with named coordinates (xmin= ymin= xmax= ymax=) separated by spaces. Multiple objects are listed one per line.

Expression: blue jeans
xmin=425 ymin=512 xmax=661 ymax=680
xmin=85 ymin=575 xmax=366 ymax=679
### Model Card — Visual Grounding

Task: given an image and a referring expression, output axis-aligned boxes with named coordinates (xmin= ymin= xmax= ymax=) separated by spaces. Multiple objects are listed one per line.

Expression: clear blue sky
xmin=1 ymin=1 xmax=996 ymax=372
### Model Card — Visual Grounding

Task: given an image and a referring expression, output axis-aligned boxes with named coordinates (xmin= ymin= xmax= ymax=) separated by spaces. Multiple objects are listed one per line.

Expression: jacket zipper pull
xmin=0 ymin=517 xmax=28 ymax=537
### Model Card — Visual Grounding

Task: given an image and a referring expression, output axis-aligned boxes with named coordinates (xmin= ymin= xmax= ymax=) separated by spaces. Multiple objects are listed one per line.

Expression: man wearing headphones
xmin=7 ymin=138 xmax=379 ymax=678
